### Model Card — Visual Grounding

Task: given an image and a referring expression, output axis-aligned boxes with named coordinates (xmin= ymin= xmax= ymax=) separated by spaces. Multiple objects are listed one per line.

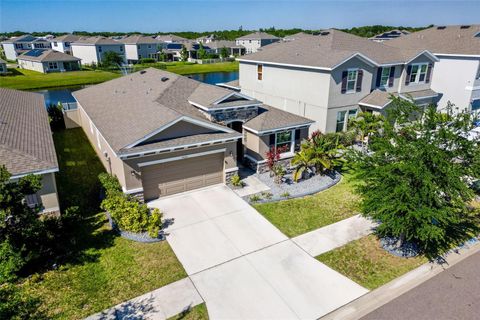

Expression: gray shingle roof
xmin=386 ymin=25 xmax=480 ymax=56
xmin=118 ymin=35 xmax=161 ymax=44
xmin=0 ymin=88 xmax=58 ymax=176
xmin=244 ymin=105 xmax=314 ymax=133
xmin=207 ymin=40 xmax=244 ymax=49
xmin=236 ymin=32 xmax=279 ymax=40
xmin=238 ymin=29 xmax=431 ymax=69
xmin=1 ymin=34 xmax=37 ymax=44
xmin=71 ymin=36 xmax=120 ymax=45
xmin=17 ymin=49 xmax=81 ymax=62
xmin=155 ymin=34 xmax=189 ymax=42
xmin=50 ymin=34 xmax=82 ymax=42
xmin=359 ymin=88 xmax=439 ymax=109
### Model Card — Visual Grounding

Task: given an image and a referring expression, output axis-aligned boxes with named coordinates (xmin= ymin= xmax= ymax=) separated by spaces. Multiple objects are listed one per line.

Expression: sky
xmin=1 ymin=0 xmax=479 ymax=33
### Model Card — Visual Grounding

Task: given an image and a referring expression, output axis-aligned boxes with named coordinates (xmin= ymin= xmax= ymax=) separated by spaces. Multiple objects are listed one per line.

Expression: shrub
xmin=98 ymin=173 xmax=122 ymax=197
xmin=231 ymin=174 xmax=243 ymax=187
xmin=140 ymin=58 xmax=155 ymax=64
xmin=281 ymin=191 xmax=290 ymax=198
xmin=272 ymin=164 xmax=286 ymax=184
xmin=0 ymin=283 xmax=45 ymax=320
xmin=261 ymin=192 xmax=273 ymax=200
xmin=0 ymin=241 xmax=23 ymax=284
xmin=47 ymin=103 xmax=65 ymax=131
xmin=250 ymin=194 xmax=261 ymax=202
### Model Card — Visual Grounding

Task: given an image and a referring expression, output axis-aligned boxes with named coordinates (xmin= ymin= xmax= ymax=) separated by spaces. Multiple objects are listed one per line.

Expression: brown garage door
xmin=141 ymin=152 xmax=224 ymax=200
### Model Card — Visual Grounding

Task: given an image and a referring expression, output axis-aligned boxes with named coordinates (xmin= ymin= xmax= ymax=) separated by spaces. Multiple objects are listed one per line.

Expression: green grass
xmin=134 ymin=61 xmax=239 ymax=75
xmin=23 ymin=128 xmax=187 ymax=319
xmin=253 ymin=174 xmax=361 ymax=237
xmin=168 ymin=303 xmax=209 ymax=320
xmin=317 ymin=235 xmax=427 ymax=290
xmin=0 ymin=68 xmax=121 ymax=90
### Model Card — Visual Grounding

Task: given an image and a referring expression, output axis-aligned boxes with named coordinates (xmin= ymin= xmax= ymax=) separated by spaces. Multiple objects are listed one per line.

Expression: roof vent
xmin=161 ymin=77 xmax=169 ymax=82
xmin=140 ymin=70 xmax=146 ymax=74
xmin=437 ymin=26 xmax=446 ymax=30
xmin=460 ymin=25 xmax=471 ymax=29
xmin=320 ymin=31 xmax=330 ymax=36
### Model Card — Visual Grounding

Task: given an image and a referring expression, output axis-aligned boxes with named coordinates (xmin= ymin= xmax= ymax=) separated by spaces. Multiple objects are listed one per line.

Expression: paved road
xmin=362 ymin=250 xmax=480 ymax=320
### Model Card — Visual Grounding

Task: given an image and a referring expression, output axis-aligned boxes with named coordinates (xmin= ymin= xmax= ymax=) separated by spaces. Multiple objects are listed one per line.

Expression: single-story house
xmin=0 ymin=58 xmax=6 ymax=74
xmin=17 ymin=49 xmax=81 ymax=73
xmin=69 ymin=68 xmax=312 ymax=201
xmin=0 ymin=88 xmax=60 ymax=214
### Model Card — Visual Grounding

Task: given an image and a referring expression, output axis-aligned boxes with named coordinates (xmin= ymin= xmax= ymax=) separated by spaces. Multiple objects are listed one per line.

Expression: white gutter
xmin=236 ymin=59 xmax=333 ymax=71
xmin=10 ymin=167 xmax=59 ymax=180
xmin=137 ymin=148 xmax=226 ymax=167
xmin=243 ymin=123 xmax=313 ymax=135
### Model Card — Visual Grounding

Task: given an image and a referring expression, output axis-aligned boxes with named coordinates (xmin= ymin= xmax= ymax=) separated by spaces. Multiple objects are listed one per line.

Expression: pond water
xmin=34 ymin=71 xmax=239 ymax=107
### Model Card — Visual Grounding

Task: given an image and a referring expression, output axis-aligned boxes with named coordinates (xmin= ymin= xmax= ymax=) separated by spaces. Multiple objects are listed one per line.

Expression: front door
xmin=227 ymin=121 xmax=244 ymax=161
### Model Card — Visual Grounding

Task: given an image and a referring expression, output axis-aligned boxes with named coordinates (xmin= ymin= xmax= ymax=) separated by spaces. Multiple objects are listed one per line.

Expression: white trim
xmin=124 ymin=116 xmax=234 ymax=149
xmin=119 ymin=136 xmax=241 ymax=159
xmin=242 ymin=123 xmax=312 ymax=135
xmin=244 ymin=154 xmax=267 ymax=164
xmin=216 ymin=83 xmax=241 ymax=90
xmin=225 ymin=166 xmax=239 ymax=173
xmin=211 ymin=91 xmax=254 ymax=105
xmin=189 ymin=100 xmax=262 ymax=111
xmin=358 ymin=102 xmax=390 ymax=110
xmin=137 ymin=148 xmax=226 ymax=167
xmin=405 ymin=50 xmax=439 ymax=64
xmin=237 ymin=58 xmax=333 ymax=71
xmin=122 ymin=187 xmax=144 ymax=194
xmin=332 ymin=53 xmax=378 ymax=70
xmin=10 ymin=168 xmax=59 ymax=179
xmin=434 ymin=53 xmax=480 ymax=58
xmin=398 ymin=93 xmax=438 ymax=102
xmin=466 ymin=86 xmax=480 ymax=91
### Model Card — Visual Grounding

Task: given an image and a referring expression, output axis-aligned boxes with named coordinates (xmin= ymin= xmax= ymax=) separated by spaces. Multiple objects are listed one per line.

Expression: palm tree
xmin=349 ymin=112 xmax=384 ymax=148
xmin=291 ymin=143 xmax=315 ymax=182
xmin=310 ymin=134 xmax=345 ymax=174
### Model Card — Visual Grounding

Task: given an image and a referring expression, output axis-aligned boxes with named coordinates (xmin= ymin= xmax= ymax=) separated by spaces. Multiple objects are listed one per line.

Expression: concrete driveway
xmin=149 ymin=185 xmax=368 ymax=319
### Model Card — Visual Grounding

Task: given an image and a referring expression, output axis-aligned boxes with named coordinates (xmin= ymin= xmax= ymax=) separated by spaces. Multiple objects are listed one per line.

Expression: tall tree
xmin=197 ymin=43 xmax=207 ymax=60
xmin=350 ymin=98 xmax=480 ymax=258
xmin=180 ymin=45 xmax=189 ymax=62
xmin=101 ymin=51 xmax=123 ymax=68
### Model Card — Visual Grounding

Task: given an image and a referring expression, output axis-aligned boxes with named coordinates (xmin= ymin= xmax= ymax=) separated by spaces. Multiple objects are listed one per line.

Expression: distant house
xmin=17 ymin=49 xmax=81 ymax=73
xmin=369 ymin=29 xmax=410 ymax=42
xmin=235 ymin=32 xmax=280 ymax=54
xmin=155 ymin=34 xmax=190 ymax=43
xmin=118 ymin=35 xmax=162 ymax=63
xmin=208 ymin=40 xmax=245 ymax=57
xmin=0 ymin=58 xmax=6 ymax=74
xmin=386 ymin=25 xmax=480 ymax=114
xmin=196 ymin=34 xmax=217 ymax=44
xmin=1 ymin=34 xmax=51 ymax=60
xmin=0 ymin=88 xmax=60 ymax=214
xmin=71 ymin=37 xmax=125 ymax=65
xmin=50 ymin=34 xmax=82 ymax=55
xmin=283 ymin=32 xmax=316 ymax=42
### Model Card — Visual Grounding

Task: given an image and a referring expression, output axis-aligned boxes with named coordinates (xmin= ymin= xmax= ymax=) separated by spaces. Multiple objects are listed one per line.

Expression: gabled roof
xmin=244 ymin=105 xmax=314 ymax=134
xmin=369 ymin=29 xmax=410 ymax=41
xmin=386 ymin=25 xmax=480 ymax=56
xmin=73 ymin=68 xmax=243 ymax=154
xmin=238 ymin=29 xmax=436 ymax=70
xmin=236 ymin=32 xmax=279 ymax=40
xmin=2 ymin=34 xmax=37 ymax=44
xmin=359 ymin=88 xmax=439 ymax=109
xmin=118 ymin=35 xmax=160 ymax=45
xmin=50 ymin=34 xmax=82 ymax=42
xmin=17 ymin=49 xmax=81 ymax=62
xmin=188 ymin=85 xmax=260 ymax=110
xmin=207 ymin=40 xmax=244 ymax=49
xmin=0 ymin=88 xmax=58 ymax=177
xmin=71 ymin=36 xmax=120 ymax=45
xmin=155 ymin=34 xmax=189 ymax=42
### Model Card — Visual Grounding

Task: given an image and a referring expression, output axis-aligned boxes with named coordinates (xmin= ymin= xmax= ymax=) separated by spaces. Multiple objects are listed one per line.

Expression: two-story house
xmin=118 ymin=35 xmax=162 ymax=63
xmin=1 ymin=34 xmax=51 ymax=60
xmin=386 ymin=25 xmax=480 ymax=115
xmin=71 ymin=37 xmax=125 ymax=65
xmin=235 ymin=32 xmax=280 ymax=54
xmin=50 ymin=34 xmax=82 ymax=55
xmin=237 ymin=29 xmax=439 ymax=133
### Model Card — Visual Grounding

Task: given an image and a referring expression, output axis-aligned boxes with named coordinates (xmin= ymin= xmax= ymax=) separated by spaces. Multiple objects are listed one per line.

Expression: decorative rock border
xmin=245 ymin=171 xmax=342 ymax=204
xmin=105 ymin=212 xmax=164 ymax=243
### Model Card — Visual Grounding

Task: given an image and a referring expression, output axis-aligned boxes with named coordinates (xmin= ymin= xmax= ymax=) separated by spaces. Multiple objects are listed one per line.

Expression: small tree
xmin=220 ymin=46 xmax=229 ymax=59
xmin=350 ymin=98 xmax=480 ymax=258
xmin=47 ymin=102 xmax=65 ymax=131
xmin=197 ymin=43 xmax=207 ymax=60
xmin=101 ymin=51 xmax=123 ymax=68
xmin=291 ymin=142 xmax=315 ymax=182
xmin=349 ymin=111 xmax=384 ymax=148
xmin=180 ymin=45 xmax=189 ymax=62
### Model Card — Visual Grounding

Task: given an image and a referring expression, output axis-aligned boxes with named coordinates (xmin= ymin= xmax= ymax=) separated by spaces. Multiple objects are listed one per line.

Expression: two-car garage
xmin=140 ymin=151 xmax=225 ymax=201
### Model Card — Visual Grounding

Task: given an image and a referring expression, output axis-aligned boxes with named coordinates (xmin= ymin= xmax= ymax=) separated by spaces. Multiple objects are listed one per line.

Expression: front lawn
xmin=22 ymin=128 xmax=187 ymax=319
xmin=0 ymin=68 xmax=121 ymax=90
xmin=134 ymin=61 xmax=239 ymax=75
xmin=317 ymin=235 xmax=427 ymax=290
xmin=253 ymin=174 xmax=361 ymax=237
xmin=168 ymin=303 xmax=209 ymax=320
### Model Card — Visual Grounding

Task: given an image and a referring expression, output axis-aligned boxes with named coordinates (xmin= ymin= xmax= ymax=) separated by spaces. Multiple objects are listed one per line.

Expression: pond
xmin=35 ymin=71 xmax=239 ymax=107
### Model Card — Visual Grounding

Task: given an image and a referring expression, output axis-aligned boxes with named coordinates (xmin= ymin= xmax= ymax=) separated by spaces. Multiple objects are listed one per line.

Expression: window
xmin=148 ymin=45 xmax=151 ymax=49
xmin=274 ymin=131 xmax=294 ymax=153
xmin=65 ymin=42 xmax=70 ymax=47
xmin=379 ymin=67 xmax=391 ymax=87
xmin=119 ymin=46 xmax=123 ymax=52
xmin=48 ymin=62 xmax=58 ymax=69
xmin=409 ymin=63 xmax=428 ymax=84
xmin=53 ymin=42 xmax=58 ymax=46
xmin=472 ymin=99 xmax=480 ymax=111
xmin=346 ymin=69 xmax=358 ymax=93
xmin=257 ymin=64 xmax=263 ymax=80
xmin=98 ymin=46 xmax=102 ymax=52
xmin=336 ymin=109 xmax=358 ymax=132
xmin=137 ymin=45 xmax=141 ymax=49
xmin=25 ymin=194 xmax=39 ymax=208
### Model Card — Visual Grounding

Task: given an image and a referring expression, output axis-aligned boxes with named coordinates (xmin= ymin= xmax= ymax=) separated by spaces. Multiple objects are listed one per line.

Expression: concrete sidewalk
xmin=293 ymin=214 xmax=377 ymax=256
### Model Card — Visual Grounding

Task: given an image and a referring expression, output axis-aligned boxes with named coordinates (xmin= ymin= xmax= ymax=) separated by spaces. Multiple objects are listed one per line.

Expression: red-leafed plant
xmin=265 ymin=145 xmax=288 ymax=171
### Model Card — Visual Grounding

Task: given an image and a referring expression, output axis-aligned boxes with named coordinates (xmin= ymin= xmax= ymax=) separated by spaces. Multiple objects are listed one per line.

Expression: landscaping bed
xmin=23 ymin=128 xmax=186 ymax=319
xmin=316 ymin=235 xmax=427 ymax=290
xmin=254 ymin=173 xmax=361 ymax=237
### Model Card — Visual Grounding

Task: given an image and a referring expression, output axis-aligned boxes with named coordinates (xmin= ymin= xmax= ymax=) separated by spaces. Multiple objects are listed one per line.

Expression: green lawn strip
xmin=316 ymin=235 xmax=427 ymax=290
xmin=134 ymin=61 xmax=239 ymax=75
xmin=23 ymin=128 xmax=186 ymax=319
xmin=168 ymin=303 xmax=209 ymax=320
xmin=253 ymin=174 xmax=361 ymax=238
xmin=0 ymin=68 xmax=120 ymax=90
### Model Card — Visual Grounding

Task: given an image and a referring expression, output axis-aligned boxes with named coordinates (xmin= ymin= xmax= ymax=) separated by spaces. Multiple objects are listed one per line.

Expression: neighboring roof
xmin=283 ymin=32 xmax=317 ymax=41
xmin=1 ymin=34 xmax=37 ymax=44
xmin=17 ymin=49 xmax=81 ymax=62
xmin=155 ymin=34 xmax=189 ymax=42
xmin=50 ymin=34 xmax=82 ymax=42
xmin=359 ymin=88 xmax=439 ymax=109
xmin=73 ymin=68 xmax=243 ymax=154
xmin=238 ymin=29 xmax=435 ymax=70
xmin=386 ymin=25 xmax=480 ymax=56
xmin=369 ymin=29 xmax=410 ymax=41
xmin=71 ymin=36 xmax=120 ymax=45
xmin=244 ymin=105 xmax=314 ymax=133
xmin=0 ymin=88 xmax=58 ymax=176
xmin=399 ymin=88 xmax=439 ymax=101
xmin=118 ymin=35 xmax=160 ymax=44
xmin=188 ymin=85 xmax=261 ymax=109
xmin=208 ymin=40 xmax=244 ymax=49
xmin=216 ymin=79 xmax=240 ymax=90
xmin=236 ymin=32 xmax=280 ymax=41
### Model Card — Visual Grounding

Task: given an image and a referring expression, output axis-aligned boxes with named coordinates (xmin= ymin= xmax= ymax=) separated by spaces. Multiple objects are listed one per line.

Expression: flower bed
xmin=106 ymin=211 xmax=164 ymax=243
